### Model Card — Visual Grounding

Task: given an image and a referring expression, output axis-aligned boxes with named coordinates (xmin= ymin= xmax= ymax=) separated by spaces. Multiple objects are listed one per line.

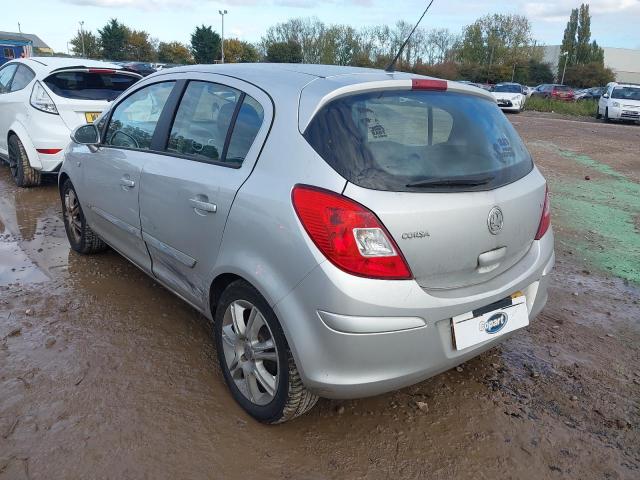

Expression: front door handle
xmin=189 ymin=198 xmax=217 ymax=214
xmin=120 ymin=178 xmax=135 ymax=188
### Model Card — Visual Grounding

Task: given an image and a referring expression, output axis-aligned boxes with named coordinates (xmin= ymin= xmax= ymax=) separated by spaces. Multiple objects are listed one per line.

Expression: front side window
xmin=105 ymin=81 xmax=175 ymax=150
xmin=10 ymin=65 xmax=35 ymax=92
xmin=167 ymin=81 xmax=241 ymax=163
xmin=0 ymin=64 xmax=17 ymax=94
xmin=304 ymin=90 xmax=533 ymax=192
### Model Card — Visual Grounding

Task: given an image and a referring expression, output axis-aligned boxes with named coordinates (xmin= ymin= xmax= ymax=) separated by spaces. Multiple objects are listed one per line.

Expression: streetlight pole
xmin=560 ymin=51 xmax=569 ymax=85
xmin=79 ymin=21 xmax=85 ymax=58
xmin=218 ymin=10 xmax=227 ymax=64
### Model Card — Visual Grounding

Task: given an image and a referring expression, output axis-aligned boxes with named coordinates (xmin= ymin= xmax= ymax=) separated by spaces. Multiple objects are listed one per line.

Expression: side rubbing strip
xmin=142 ymin=232 xmax=197 ymax=268
xmin=91 ymin=206 xmax=140 ymax=237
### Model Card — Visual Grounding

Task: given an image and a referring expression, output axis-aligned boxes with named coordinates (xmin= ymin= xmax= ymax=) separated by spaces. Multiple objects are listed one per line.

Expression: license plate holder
xmin=85 ymin=112 xmax=100 ymax=123
xmin=452 ymin=294 xmax=528 ymax=350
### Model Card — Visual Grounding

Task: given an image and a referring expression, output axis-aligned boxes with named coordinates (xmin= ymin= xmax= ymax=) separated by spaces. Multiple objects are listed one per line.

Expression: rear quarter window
xmin=44 ymin=71 xmax=139 ymax=101
xmin=304 ymin=90 xmax=533 ymax=192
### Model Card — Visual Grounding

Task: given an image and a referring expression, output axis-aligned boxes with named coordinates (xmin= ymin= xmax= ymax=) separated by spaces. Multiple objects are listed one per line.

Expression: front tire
xmin=60 ymin=179 xmax=107 ymax=254
xmin=604 ymin=107 xmax=611 ymax=123
xmin=8 ymin=134 xmax=41 ymax=188
xmin=595 ymin=105 xmax=602 ymax=119
xmin=214 ymin=280 xmax=318 ymax=423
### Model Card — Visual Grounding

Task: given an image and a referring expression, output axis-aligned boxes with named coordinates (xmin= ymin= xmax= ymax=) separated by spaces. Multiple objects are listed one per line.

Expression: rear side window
xmin=225 ymin=95 xmax=264 ymax=166
xmin=167 ymin=81 xmax=249 ymax=164
xmin=0 ymin=64 xmax=17 ymax=94
xmin=44 ymin=71 xmax=139 ymax=101
xmin=304 ymin=90 xmax=533 ymax=192
xmin=10 ymin=65 xmax=35 ymax=91
xmin=105 ymin=81 xmax=175 ymax=150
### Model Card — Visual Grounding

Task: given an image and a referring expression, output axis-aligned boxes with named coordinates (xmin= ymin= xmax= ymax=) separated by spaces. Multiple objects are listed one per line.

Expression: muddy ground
xmin=1 ymin=113 xmax=639 ymax=479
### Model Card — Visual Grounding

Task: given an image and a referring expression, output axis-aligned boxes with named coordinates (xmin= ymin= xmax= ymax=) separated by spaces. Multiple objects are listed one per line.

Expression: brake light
xmin=292 ymin=185 xmax=412 ymax=280
xmin=412 ymin=79 xmax=447 ymax=91
xmin=88 ymin=68 xmax=116 ymax=74
xmin=534 ymin=186 xmax=551 ymax=240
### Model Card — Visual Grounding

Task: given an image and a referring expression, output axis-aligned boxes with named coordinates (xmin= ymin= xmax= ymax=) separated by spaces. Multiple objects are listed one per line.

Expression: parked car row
xmin=1 ymin=59 xmax=555 ymax=423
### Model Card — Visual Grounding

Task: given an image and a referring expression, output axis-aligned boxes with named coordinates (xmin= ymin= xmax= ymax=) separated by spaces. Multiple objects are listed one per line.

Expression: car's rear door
xmin=138 ymin=73 xmax=271 ymax=308
xmin=80 ymin=80 xmax=176 ymax=271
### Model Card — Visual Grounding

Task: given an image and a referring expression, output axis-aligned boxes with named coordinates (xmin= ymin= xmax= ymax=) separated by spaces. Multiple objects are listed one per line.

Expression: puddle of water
xmin=0 ymin=240 xmax=49 ymax=285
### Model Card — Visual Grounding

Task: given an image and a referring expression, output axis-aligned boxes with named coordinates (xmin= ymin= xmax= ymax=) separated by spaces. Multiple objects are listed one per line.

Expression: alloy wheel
xmin=221 ymin=299 xmax=279 ymax=406
xmin=64 ymin=189 xmax=83 ymax=243
xmin=7 ymin=139 xmax=19 ymax=179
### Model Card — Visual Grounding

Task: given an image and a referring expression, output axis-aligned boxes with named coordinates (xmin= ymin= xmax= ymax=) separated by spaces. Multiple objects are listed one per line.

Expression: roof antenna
xmin=385 ymin=0 xmax=436 ymax=73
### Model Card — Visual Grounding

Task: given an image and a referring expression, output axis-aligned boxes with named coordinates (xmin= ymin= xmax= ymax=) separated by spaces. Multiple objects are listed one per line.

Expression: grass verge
xmin=524 ymin=97 xmax=598 ymax=117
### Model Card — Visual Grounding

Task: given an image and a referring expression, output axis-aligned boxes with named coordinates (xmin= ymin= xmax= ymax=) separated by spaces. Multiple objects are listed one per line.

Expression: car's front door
xmin=81 ymin=80 xmax=176 ymax=271
xmin=138 ymin=75 xmax=270 ymax=308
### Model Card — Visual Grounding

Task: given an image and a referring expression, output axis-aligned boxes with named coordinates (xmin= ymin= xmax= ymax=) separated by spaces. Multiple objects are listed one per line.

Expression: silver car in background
xmin=60 ymin=64 xmax=554 ymax=423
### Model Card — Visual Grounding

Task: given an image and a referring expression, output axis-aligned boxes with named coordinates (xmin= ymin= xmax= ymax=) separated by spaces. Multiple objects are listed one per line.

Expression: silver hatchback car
xmin=60 ymin=64 xmax=554 ymax=423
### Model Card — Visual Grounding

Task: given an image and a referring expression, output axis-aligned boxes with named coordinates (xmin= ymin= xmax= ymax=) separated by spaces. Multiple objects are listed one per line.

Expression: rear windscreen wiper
xmin=406 ymin=175 xmax=495 ymax=188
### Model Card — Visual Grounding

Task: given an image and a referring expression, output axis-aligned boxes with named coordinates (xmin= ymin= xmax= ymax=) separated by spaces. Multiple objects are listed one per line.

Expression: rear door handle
xmin=120 ymin=178 xmax=135 ymax=188
xmin=189 ymin=198 xmax=217 ymax=214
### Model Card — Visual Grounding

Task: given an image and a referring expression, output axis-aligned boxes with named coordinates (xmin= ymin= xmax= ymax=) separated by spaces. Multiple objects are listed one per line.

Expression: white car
xmin=490 ymin=83 xmax=526 ymax=113
xmin=597 ymin=82 xmax=640 ymax=123
xmin=0 ymin=57 xmax=141 ymax=187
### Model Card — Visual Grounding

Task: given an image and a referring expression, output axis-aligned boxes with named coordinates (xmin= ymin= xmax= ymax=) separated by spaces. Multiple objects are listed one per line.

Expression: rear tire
xmin=8 ymin=134 xmax=41 ymax=188
xmin=60 ymin=178 xmax=108 ymax=254
xmin=214 ymin=280 xmax=318 ymax=423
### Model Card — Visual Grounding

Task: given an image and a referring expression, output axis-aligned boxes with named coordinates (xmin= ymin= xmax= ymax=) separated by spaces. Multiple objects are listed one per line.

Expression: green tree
xmin=525 ymin=59 xmax=554 ymax=84
xmin=190 ymin=25 xmax=221 ymax=64
xmin=126 ymin=29 xmax=155 ymax=61
xmin=99 ymin=18 xmax=128 ymax=61
xmin=563 ymin=62 xmax=615 ymax=88
xmin=457 ymin=14 xmax=538 ymax=67
xmin=265 ymin=40 xmax=303 ymax=63
xmin=158 ymin=41 xmax=192 ymax=64
xmin=559 ymin=4 xmax=605 ymax=70
xmin=69 ymin=30 xmax=101 ymax=58
xmin=223 ymin=38 xmax=259 ymax=63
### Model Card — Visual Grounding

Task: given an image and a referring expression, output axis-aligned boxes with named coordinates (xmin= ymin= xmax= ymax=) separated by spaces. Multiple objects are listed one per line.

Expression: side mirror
xmin=71 ymin=124 xmax=99 ymax=145
xmin=602 ymin=93 xmax=609 ymax=99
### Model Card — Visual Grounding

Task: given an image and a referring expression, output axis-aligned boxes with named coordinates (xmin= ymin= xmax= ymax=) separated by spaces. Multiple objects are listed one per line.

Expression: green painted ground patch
xmin=538 ymin=144 xmax=640 ymax=284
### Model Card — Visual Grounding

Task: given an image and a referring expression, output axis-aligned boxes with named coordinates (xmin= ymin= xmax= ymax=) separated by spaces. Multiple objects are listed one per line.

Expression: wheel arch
xmin=7 ymin=122 xmax=42 ymax=170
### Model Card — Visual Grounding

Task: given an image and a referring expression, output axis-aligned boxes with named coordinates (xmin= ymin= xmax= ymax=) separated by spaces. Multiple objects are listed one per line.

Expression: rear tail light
xmin=292 ymin=185 xmax=412 ymax=280
xmin=88 ymin=68 xmax=115 ymax=74
xmin=30 ymin=81 xmax=58 ymax=114
xmin=534 ymin=185 xmax=551 ymax=240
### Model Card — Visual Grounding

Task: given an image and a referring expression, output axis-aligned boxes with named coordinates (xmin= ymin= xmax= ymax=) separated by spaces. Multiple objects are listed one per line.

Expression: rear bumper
xmin=14 ymin=113 xmax=70 ymax=172
xmin=274 ymin=229 xmax=554 ymax=399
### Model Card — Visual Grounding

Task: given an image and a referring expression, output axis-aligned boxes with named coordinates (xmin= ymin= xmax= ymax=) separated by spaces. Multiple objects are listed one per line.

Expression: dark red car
xmin=532 ymin=84 xmax=575 ymax=101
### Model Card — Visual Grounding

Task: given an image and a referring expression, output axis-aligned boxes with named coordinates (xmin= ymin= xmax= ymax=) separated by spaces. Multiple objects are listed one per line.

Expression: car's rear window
xmin=44 ymin=71 xmax=139 ymax=101
xmin=553 ymin=85 xmax=571 ymax=91
xmin=303 ymin=90 xmax=533 ymax=192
